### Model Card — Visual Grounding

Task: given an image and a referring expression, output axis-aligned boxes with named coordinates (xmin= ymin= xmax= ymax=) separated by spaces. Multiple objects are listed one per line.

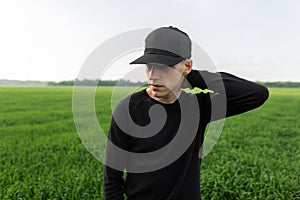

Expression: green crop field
xmin=0 ymin=87 xmax=299 ymax=199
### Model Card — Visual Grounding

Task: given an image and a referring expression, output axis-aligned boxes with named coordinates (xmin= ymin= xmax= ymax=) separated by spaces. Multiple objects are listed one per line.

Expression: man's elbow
xmin=256 ymin=84 xmax=269 ymax=107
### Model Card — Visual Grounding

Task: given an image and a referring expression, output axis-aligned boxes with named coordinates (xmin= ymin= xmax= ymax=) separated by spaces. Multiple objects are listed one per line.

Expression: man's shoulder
xmin=125 ymin=89 xmax=148 ymax=103
xmin=129 ymin=89 xmax=153 ymax=109
xmin=131 ymin=88 xmax=147 ymax=99
xmin=114 ymin=89 xmax=149 ymax=110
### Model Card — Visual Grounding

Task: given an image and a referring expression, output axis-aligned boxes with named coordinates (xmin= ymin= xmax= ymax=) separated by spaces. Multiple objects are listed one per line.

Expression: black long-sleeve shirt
xmin=103 ymin=70 xmax=269 ymax=200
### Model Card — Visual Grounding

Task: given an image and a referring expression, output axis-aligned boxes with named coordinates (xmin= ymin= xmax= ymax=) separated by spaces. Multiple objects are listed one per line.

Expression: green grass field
xmin=0 ymin=87 xmax=299 ymax=199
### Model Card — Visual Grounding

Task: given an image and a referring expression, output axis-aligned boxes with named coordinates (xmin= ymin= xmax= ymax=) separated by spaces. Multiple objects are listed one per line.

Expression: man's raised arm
xmin=186 ymin=69 xmax=269 ymax=122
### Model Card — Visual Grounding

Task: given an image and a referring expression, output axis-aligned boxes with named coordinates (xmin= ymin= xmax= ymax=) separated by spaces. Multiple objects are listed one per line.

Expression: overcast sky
xmin=0 ymin=0 xmax=299 ymax=82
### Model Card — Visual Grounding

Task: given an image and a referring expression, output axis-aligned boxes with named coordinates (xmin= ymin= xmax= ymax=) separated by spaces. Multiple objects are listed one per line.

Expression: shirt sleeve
xmin=186 ymin=70 xmax=269 ymax=122
xmin=103 ymin=98 xmax=132 ymax=200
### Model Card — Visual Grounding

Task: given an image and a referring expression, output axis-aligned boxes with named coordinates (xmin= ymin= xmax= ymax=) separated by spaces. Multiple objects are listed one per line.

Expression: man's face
xmin=145 ymin=61 xmax=186 ymax=99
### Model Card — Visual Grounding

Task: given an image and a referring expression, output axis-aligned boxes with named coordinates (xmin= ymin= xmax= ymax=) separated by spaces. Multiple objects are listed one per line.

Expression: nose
xmin=148 ymin=66 xmax=160 ymax=80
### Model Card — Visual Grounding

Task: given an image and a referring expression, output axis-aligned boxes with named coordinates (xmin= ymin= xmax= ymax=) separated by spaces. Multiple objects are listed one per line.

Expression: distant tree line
xmin=0 ymin=79 xmax=47 ymax=86
xmin=0 ymin=79 xmax=299 ymax=87
xmin=257 ymin=81 xmax=300 ymax=88
xmin=47 ymin=79 xmax=300 ymax=88
xmin=48 ymin=79 xmax=148 ymax=86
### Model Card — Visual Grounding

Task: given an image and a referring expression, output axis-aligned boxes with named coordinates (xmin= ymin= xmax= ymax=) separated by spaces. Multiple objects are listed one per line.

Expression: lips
xmin=149 ymin=84 xmax=164 ymax=88
xmin=151 ymin=84 xmax=163 ymax=87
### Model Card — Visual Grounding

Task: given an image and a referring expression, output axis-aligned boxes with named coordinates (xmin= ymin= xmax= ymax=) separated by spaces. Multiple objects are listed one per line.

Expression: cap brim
xmin=129 ymin=53 xmax=183 ymax=66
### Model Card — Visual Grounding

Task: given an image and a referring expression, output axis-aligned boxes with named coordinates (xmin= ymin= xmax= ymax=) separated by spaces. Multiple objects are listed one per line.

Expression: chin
xmin=152 ymin=90 xmax=167 ymax=98
xmin=153 ymin=94 xmax=165 ymax=98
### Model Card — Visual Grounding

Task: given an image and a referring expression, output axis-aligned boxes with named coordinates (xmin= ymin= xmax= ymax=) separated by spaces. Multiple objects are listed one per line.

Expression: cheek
xmin=170 ymin=71 xmax=183 ymax=82
xmin=164 ymin=77 xmax=183 ymax=89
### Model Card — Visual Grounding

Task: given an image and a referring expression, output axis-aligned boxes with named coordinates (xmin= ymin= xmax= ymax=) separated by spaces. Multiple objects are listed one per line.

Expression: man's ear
xmin=183 ymin=59 xmax=193 ymax=77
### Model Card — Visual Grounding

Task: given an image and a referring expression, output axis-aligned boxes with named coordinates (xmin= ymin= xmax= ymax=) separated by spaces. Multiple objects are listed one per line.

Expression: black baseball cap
xmin=130 ymin=26 xmax=192 ymax=66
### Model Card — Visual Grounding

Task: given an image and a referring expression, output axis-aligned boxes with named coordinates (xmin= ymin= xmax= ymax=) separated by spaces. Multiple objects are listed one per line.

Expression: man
xmin=103 ymin=26 xmax=269 ymax=200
